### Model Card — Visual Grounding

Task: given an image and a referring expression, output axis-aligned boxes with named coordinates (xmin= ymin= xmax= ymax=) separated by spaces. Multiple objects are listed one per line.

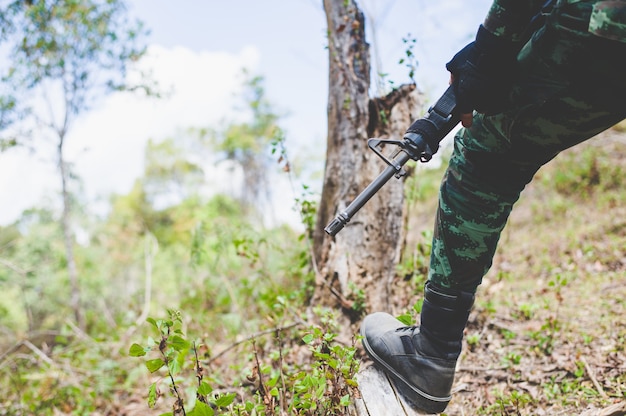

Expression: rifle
xmin=324 ymin=85 xmax=459 ymax=237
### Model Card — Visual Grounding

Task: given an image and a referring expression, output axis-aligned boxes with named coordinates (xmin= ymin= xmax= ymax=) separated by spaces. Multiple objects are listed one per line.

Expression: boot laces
xmin=396 ymin=325 xmax=419 ymax=333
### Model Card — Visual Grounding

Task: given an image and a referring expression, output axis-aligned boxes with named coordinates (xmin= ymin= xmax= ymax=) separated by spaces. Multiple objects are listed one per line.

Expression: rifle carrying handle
xmin=324 ymin=86 xmax=459 ymax=237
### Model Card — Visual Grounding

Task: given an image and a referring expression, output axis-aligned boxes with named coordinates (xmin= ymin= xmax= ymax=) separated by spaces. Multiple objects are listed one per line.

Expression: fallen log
xmin=354 ymin=363 xmax=431 ymax=415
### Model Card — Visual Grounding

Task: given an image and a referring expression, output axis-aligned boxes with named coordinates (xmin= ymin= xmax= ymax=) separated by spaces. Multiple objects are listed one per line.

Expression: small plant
xmin=397 ymin=299 xmax=423 ymax=326
xmin=294 ymin=184 xmax=318 ymax=239
xmin=378 ymin=108 xmax=389 ymax=126
xmin=548 ymin=273 xmax=568 ymax=303
xmin=502 ymin=351 xmax=522 ymax=368
xmin=581 ymin=333 xmax=593 ymax=345
xmin=130 ymin=308 xmax=361 ymax=416
xmin=129 ymin=309 xmax=236 ymax=415
xmin=494 ymin=389 xmax=533 ymax=414
xmin=500 ymin=328 xmax=517 ymax=343
xmin=291 ymin=308 xmax=360 ymax=414
xmin=347 ymin=281 xmax=366 ymax=314
xmin=517 ymin=302 xmax=538 ymax=320
xmin=398 ymin=33 xmax=418 ymax=84
xmin=466 ymin=332 xmax=481 ymax=351
xmin=530 ymin=315 xmax=561 ymax=355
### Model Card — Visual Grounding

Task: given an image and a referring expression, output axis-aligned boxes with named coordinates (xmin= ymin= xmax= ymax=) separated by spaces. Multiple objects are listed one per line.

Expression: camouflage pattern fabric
xmin=428 ymin=2 xmax=626 ymax=292
xmin=483 ymin=0 xmax=546 ymax=41
xmin=589 ymin=1 xmax=626 ymax=41
xmin=484 ymin=0 xmax=626 ymax=42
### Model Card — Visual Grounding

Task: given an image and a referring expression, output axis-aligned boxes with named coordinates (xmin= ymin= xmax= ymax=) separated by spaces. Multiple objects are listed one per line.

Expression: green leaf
xmin=129 ymin=343 xmax=147 ymax=357
xmin=267 ymin=374 xmax=279 ymax=388
xmin=170 ymin=334 xmax=190 ymax=351
xmin=198 ymin=381 xmax=213 ymax=396
xmin=168 ymin=354 xmax=182 ymax=376
xmin=302 ymin=333 xmax=314 ymax=344
xmin=148 ymin=382 xmax=158 ymax=408
xmin=145 ymin=358 xmax=165 ymax=373
xmin=214 ymin=393 xmax=236 ymax=407
xmin=345 ymin=378 xmax=359 ymax=387
xmin=146 ymin=317 xmax=158 ymax=329
xmin=189 ymin=401 xmax=214 ymax=416
xmin=396 ymin=313 xmax=413 ymax=326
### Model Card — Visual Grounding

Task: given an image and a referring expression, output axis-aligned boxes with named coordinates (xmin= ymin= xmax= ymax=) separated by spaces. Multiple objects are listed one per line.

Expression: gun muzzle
xmin=324 ymin=212 xmax=349 ymax=236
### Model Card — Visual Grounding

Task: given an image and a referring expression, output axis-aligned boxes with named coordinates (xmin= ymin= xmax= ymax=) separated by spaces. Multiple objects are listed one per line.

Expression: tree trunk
xmin=58 ymin=137 xmax=83 ymax=330
xmin=313 ymin=0 xmax=423 ymax=338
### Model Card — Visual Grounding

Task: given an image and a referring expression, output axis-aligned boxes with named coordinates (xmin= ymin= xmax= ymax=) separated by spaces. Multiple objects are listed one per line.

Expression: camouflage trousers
xmin=428 ymin=5 xmax=626 ymax=292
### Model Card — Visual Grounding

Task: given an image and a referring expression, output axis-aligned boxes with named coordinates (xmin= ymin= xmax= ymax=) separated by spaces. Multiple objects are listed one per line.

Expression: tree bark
xmin=313 ymin=0 xmax=423 ymax=337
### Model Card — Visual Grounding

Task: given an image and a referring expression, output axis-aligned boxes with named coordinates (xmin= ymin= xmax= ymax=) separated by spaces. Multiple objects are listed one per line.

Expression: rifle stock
xmin=324 ymin=85 xmax=459 ymax=237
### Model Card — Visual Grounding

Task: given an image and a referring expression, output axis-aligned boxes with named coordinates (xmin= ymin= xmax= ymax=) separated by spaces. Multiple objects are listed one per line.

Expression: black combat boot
xmin=360 ymin=281 xmax=475 ymax=414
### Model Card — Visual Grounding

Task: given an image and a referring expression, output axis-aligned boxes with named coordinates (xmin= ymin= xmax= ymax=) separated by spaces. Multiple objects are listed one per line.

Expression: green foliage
xmin=0 ymin=0 xmax=159 ymax=336
xmin=0 ymin=324 xmax=132 ymax=415
xmin=516 ymin=302 xmax=538 ymax=320
xmin=294 ymin=184 xmax=318 ymax=239
xmin=0 ymin=0 xmax=155 ymax=139
xmin=465 ymin=332 xmax=481 ymax=350
xmin=129 ymin=309 xmax=239 ymax=415
xmin=398 ymin=33 xmax=418 ymax=84
xmin=130 ymin=308 xmax=359 ymax=416
xmin=0 ymin=208 xmax=70 ymax=332
xmin=210 ymin=72 xmax=286 ymax=212
xmin=293 ymin=310 xmax=359 ymax=414
xmin=144 ymin=137 xmax=206 ymax=204
xmin=478 ymin=388 xmax=534 ymax=415
xmin=396 ymin=299 xmax=423 ymax=326
xmin=0 ymin=62 xmax=321 ymax=414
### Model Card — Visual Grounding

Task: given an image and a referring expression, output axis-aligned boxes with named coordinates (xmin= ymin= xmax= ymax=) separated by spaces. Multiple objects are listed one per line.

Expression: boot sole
xmin=360 ymin=327 xmax=450 ymax=414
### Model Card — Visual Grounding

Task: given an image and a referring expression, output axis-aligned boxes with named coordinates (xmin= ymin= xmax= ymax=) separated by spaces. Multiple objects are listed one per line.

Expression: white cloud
xmin=0 ymin=44 xmax=261 ymax=225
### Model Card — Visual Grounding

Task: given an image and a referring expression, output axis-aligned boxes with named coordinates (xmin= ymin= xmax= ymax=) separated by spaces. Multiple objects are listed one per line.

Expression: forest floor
xmin=394 ymin=131 xmax=626 ymax=415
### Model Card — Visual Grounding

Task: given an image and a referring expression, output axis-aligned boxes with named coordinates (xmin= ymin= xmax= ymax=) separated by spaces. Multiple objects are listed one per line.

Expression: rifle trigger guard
xmin=367 ymin=138 xmax=407 ymax=178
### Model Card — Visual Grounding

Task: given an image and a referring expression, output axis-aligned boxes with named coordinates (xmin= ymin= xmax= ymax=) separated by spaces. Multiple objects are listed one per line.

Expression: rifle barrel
xmin=324 ymin=150 xmax=412 ymax=236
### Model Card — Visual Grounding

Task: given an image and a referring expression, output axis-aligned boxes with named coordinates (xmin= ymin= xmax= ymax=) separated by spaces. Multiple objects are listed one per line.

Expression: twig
xmin=0 ymin=339 xmax=57 ymax=367
xmin=251 ymin=340 xmax=271 ymax=408
xmin=0 ymin=342 xmax=24 ymax=365
xmin=458 ymin=365 xmax=509 ymax=373
xmin=136 ymin=232 xmax=157 ymax=326
xmin=581 ymin=356 xmax=608 ymax=399
xmin=277 ymin=331 xmax=287 ymax=414
xmin=206 ymin=322 xmax=302 ymax=364
xmin=161 ymin=326 xmax=186 ymax=416
xmin=21 ymin=340 xmax=54 ymax=366
xmin=65 ymin=318 xmax=96 ymax=344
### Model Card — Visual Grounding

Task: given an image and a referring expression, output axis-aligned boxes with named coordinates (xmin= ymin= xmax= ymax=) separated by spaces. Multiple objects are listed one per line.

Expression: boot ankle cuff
xmin=425 ymin=281 xmax=475 ymax=311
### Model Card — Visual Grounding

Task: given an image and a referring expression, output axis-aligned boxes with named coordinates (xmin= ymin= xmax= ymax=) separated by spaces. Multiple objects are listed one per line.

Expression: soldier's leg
xmin=362 ymin=5 xmax=626 ymax=412
xmin=429 ymin=16 xmax=626 ymax=293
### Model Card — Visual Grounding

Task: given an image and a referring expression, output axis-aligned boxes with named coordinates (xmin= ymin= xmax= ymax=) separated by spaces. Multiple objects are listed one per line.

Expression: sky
xmin=0 ymin=0 xmax=492 ymax=228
